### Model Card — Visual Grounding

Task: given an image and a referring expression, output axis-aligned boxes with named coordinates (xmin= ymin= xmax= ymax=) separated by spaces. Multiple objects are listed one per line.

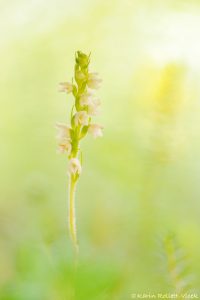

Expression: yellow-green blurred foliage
xmin=1 ymin=0 xmax=200 ymax=299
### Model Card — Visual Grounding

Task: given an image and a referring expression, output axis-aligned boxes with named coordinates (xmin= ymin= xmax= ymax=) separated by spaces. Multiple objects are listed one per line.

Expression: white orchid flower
xmin=57 ymin=138 xmax=72 ymax=154
xmin=59 ymin=82 xmax=73 ymax=93
xmin=74 ymin=111 xmax=88 ymax=126
xmin=69 ymin=158 xmax=82 ymax=175
xmin=79 ymin=92 xmax=93 ymax=106
xmin=87 ymin=72 xmax=102 ymax=89
xmin=88 ymin=124 xmax=103 ymax=138
xmin=87 ymin=98 xmax=101 ymax=116
xmin=55 ymin=122 xmax=71 ymax=140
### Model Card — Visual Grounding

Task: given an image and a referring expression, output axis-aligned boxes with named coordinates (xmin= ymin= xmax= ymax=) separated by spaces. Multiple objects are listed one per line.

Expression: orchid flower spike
xmin=56 ymin=51 xmax=103 ymax=253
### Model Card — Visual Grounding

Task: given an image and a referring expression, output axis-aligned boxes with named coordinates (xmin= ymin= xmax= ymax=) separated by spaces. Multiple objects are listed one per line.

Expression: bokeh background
xmin=1 ymin=0 xmax=200 ymax=299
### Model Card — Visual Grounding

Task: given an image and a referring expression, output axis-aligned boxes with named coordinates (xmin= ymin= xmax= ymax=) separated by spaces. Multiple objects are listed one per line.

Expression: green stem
xmin=68 ymin=175 xmax=79 ymax=254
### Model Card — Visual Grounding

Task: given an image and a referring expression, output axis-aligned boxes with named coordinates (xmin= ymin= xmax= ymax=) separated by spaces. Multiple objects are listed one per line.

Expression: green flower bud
xmin=76 ymin=51 xmax=90 ymax=68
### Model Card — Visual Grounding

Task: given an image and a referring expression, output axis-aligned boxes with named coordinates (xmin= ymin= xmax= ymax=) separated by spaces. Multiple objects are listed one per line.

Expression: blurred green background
xmin=1 ymin=0 xmax=200 ymax=299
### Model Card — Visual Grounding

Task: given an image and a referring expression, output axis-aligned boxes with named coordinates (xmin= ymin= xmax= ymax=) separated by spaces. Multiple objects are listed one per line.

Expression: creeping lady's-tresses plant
xmin=56 ymin=51 xmax=103 ymax=253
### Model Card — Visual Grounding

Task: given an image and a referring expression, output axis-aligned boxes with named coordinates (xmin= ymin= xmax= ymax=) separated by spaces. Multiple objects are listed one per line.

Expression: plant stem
xmin=68 ymin=175 xmax=79 ymax=254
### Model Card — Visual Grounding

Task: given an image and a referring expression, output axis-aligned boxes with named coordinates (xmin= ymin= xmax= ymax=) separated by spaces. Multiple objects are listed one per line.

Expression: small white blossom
xmin=59 ymin=82 xmax=73 ymax=93
xmin=87 ymin=72 xmax=102 ymax=89
xmin=69 ymin=158 xmax=82 ymax=175
xmin=79 ymin=92 xmax=93 ymax=106
xmin=87 ymin=98 xmax=101 ymax=116
xmin=56 ymin=123 xmax=72 ymax=154
xmin=74 ymin=111 xmax=88 ymax=126
xmin=55 ymin=122 xmax=71 ymax=140
xmin=57 ymin=138 xmax=72 ymax=154
xmin=88 ymin=124 xmax=103 ymax=138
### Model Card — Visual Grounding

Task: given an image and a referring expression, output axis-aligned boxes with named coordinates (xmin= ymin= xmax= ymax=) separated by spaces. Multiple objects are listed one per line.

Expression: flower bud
xmin=76 ymin=51 xmax=89 ymax=68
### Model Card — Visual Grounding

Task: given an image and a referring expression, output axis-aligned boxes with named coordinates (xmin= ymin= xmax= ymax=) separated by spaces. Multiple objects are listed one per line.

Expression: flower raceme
xmin=56 ymin=51 xmax=103 ymax=165
xmin=56 ymin=51 xmax=103 ymax=252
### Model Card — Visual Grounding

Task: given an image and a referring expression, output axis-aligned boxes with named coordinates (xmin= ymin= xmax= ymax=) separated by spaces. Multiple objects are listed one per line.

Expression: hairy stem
xmin=68 ymin=175 xmax=79 ymax=254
